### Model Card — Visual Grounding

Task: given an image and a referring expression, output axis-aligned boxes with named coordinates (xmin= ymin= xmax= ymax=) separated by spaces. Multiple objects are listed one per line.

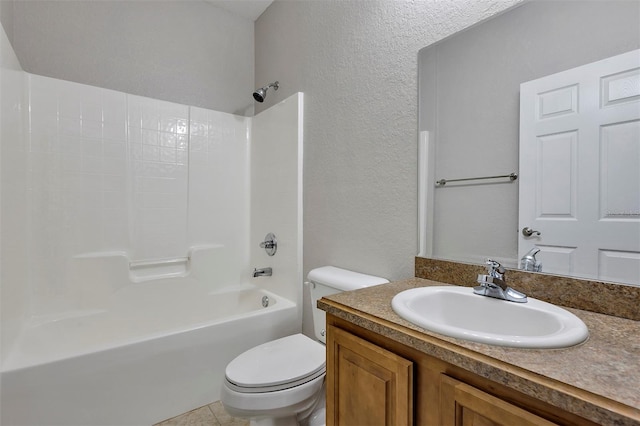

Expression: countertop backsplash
xmin=415 ymin=257 xmax=640 ymax=321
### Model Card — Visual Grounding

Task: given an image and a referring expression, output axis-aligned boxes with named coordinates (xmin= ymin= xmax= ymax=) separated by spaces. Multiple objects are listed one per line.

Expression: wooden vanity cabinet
xmin=326 ymin=325 xmax=413 ymax=426
xmin=325 ymin=315 xmax=597 ymax=426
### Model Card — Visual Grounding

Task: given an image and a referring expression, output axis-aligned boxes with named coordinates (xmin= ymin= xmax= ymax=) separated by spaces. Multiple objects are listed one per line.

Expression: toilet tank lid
xmin=307 ymin=266 xmax=389 ymax=291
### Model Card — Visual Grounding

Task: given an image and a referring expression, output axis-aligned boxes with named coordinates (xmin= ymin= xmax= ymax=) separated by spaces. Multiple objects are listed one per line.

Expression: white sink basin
xmin=391 ymin=286 xmax=589 ymax=348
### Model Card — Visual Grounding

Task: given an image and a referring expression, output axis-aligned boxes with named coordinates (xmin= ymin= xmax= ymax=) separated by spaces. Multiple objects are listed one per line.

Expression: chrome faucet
xmin=253 ymin=267 xmax=272 ymax=277
xmin=474 ymin=259 xmax=527 ymax=303
xmin=520 ymin=247 xmax=542 ymax=272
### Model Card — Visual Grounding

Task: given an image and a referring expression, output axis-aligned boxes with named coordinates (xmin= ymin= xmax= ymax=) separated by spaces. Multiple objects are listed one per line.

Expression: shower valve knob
xmin=259 ymin=233 xmax=278 ymax=256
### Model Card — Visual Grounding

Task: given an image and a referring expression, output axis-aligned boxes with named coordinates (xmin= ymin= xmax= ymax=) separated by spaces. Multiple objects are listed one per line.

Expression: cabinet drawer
xmin=440 ymin=374 xmax=558 ymax=426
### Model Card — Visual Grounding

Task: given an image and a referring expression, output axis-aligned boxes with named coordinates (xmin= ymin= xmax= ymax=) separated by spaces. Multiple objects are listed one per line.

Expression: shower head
xmin=253 ymin=81 xmax=279 ymax=102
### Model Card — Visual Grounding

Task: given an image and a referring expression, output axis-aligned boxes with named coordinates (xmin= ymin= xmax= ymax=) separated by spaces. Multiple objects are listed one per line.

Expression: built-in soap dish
xmin=129 ymin=257 xmax=190 ymax=282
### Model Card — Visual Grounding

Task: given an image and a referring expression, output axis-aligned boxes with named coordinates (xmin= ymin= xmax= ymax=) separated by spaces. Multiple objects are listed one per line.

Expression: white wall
xmin=2 ymin=0 xmax=255 ymax=115
xmin=254 ymin=0 xmax=523 ymax=283
xmin=0 ymin=19 xmax=27 ymax=362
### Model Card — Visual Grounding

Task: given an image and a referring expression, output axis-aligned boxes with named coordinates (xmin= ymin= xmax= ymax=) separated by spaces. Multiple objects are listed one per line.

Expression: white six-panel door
xmin=519 ymin=49 xmax=640 ymax=285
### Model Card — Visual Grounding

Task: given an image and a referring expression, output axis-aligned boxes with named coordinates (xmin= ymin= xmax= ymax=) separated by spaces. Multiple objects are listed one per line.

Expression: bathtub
xmin=0 ymin=277 xmax=299 ymax=425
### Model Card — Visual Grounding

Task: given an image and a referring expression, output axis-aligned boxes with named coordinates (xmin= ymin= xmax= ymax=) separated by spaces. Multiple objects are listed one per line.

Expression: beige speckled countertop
xmin=319 ymin=278 xmax=640 ymax=426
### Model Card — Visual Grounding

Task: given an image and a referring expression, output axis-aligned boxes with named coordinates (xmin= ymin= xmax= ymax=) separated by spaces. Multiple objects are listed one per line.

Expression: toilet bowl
xmin=220 ymin=266 xmax=388 ymax=426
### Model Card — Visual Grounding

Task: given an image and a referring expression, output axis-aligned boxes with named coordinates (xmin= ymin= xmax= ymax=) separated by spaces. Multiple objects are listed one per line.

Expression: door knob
xmin=522 ymin=227 xmax=541 ymax=237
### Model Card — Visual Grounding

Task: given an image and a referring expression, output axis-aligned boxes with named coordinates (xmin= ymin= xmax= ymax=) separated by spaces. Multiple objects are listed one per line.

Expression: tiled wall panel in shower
xmin=23 ymin=75 xmax=250 ymax=315
xmin=27 ymin=75 xmax=130 ymax=310
xmin=189 ymin=107 xmax=250 ymax=283
xmin=128 ymin=96 xmax=189 ymax=261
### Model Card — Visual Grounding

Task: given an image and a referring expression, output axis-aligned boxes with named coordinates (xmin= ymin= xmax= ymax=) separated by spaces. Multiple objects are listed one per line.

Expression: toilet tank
xmin=308 ymin=266 xmax=389 ymax=343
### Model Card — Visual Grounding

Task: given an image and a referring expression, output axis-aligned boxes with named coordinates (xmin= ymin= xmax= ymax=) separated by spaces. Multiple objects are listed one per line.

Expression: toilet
xmin=220 ymin=266 xmax=389 ymax=426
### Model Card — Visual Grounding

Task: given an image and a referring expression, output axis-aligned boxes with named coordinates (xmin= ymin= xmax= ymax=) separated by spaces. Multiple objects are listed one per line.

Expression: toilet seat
xmin=225 ymin=334 xmax=325 ymax=393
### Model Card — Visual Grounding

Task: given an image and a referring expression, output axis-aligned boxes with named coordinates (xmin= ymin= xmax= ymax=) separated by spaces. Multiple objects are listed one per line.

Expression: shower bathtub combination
xmin=1 ymin=49 xmax=304 ymax=424
xmin=0 ymin=247 xmax=299 ymax=425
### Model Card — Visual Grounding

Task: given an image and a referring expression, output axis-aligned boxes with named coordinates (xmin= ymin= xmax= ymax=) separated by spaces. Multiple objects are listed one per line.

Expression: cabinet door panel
xmin=327 ymin=325 xmax=413 ymax=426
xmin=440 ymin=375 xmax=558 ymax=426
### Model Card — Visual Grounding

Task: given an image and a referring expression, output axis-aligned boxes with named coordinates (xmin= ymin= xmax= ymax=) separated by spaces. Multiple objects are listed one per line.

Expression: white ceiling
xmin=206 ymin=0 xmax=274 ymax=21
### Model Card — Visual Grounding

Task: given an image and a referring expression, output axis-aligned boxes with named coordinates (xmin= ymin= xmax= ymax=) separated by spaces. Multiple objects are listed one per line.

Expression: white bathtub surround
xmin=251 ymin=93 xmax=304 ymax=308
xmin=6 ymin=249 xmax=295 ymax=372
xmin=1 ymin=71 xmax=302 ymax=318
xmin=60 ymin=245 xmax=232 ymax=316
xmin=22 ymin=75 xmax=254 ymax=319
xmin=0 ymin=50 xmax=304 ymax=424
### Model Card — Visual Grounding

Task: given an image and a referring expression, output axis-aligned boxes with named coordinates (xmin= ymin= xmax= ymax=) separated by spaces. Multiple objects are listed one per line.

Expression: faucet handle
xmin=259 ymin=233 xmax=277 ymax=256
xmin=485 ymin=259 xmax=505 ymax=277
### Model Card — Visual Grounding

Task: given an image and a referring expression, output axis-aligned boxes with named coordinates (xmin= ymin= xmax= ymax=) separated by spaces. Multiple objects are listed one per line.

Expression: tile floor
xmin=153 ymin=401 xmax=248 ymax=426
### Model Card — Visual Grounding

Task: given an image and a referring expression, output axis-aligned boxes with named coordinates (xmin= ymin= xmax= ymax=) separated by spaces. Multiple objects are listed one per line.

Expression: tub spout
xmin=253 ymin=267 xmax=272 ymax=277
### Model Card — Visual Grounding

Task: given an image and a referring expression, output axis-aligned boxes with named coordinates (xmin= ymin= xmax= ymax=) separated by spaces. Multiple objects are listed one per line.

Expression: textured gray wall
xmin=4 ymin=0 xmax=255 ymax=115
xmin=419 ymin=1 xmax=640 ymax=267
xmin=254 ymin=0 xmax=521 ymax=284
xmin=0 ymin=0 xmax=14 ymax=43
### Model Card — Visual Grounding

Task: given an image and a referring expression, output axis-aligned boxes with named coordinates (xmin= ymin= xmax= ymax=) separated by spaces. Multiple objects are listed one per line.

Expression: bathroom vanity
xmin=318 ymin=260 xmax=640 ymax=426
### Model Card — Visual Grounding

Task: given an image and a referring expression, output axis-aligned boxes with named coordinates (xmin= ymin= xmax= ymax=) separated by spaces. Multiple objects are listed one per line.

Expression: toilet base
xmin=249 ymin=416 xmax=299 ymax=426
xmin=247 ymin=406 xmax=325 ymax=426
xmin=247 ymin=405 xmax=325 ymax=426
xmin=221 ymin=375 xmax=325 ymax=426
xmin=305 ymin=406 xmax=325 ymax=426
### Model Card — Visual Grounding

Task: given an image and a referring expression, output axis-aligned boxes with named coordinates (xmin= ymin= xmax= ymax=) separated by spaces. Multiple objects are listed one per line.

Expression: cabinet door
xmin=326 ymin=325 xmax=413 ymax=426
xmin=440 ymin=375 xmax=558 ymax=426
